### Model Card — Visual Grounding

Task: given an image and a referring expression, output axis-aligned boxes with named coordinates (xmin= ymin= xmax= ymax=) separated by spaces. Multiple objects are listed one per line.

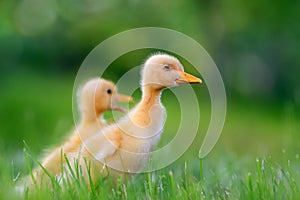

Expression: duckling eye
xmin=163 ymin=65 xmax=170 ymax=70
xmin=107 ymin=89 xmax=112 ymax=94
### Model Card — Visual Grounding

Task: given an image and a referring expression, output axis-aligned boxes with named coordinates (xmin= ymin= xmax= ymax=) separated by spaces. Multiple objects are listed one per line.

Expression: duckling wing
xmin=81 ymin=128 xmax=121 ymax=162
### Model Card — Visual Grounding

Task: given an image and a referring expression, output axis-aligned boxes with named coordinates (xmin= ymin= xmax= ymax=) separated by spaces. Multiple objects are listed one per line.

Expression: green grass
xmin=0 ymin=71 xmax=299 ymax=199
xmin=3 ymin=150 xmax=300 ymax=199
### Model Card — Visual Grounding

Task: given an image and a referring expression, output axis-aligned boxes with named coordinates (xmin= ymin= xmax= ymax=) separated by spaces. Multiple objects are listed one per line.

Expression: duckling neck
xmin=81 ymin=106 xmax=103 ymax=123
xmin=78 ymin=112 xmax=105 ymax=140
xmin=141 ymin=86 xmax=162 ymax=106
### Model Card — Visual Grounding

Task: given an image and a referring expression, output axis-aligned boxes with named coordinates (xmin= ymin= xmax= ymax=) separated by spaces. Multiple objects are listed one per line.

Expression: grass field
xmin=0 ymin=71 xmax=299 ymax=199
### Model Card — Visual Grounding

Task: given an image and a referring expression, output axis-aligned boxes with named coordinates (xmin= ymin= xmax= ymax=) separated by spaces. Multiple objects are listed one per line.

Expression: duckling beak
xmin=117 ymin=94 xmax=133 ymax=103
xmin=176 ymin=71 xmax=202 ymax=84
xmin=112 ymin=94 xmax=133 ymax=113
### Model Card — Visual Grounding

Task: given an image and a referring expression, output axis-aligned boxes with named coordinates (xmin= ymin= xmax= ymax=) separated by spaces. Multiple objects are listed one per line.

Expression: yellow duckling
xmin=78 ymin=53 xmax=202 ymax=182
xmin=34 ymin=78 xmax=132 ymax=185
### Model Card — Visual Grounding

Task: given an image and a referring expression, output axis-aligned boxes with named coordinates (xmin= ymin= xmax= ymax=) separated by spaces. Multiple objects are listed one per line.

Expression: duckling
xmin=33 ymin=78 xmax=132 ymax=185
xmin=78 ymin=53 xmax=202 ymax=182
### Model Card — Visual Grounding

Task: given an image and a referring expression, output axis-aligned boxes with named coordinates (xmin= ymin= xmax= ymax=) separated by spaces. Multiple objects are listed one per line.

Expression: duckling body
xmin=33 ymin=78 xmax=132 ymax=185
xmin=83 ymin=87 xmax=164 ymax=172
xmin=79 ymin=54 xmax=201 ymax=181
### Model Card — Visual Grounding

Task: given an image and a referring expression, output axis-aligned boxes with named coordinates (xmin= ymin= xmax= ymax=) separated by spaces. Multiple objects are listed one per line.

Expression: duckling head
xmin=141 ymin=53 xmax=202 ymax=90
xmin=79 ymin=78 xmax=133 ymax=120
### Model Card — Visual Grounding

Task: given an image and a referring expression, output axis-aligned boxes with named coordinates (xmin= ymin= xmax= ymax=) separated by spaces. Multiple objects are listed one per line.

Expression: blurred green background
xmin=0 ymin=0 xmax=299 ymax=172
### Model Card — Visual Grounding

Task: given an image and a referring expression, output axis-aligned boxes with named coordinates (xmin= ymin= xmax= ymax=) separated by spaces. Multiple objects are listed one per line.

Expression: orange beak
xmin=176 ymin=71 xmax=202 ymax=84
xmin=112 ymin=93 xmax=133 ymax=113
xmin=117 ymin=94 xmax=133 ymax=102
